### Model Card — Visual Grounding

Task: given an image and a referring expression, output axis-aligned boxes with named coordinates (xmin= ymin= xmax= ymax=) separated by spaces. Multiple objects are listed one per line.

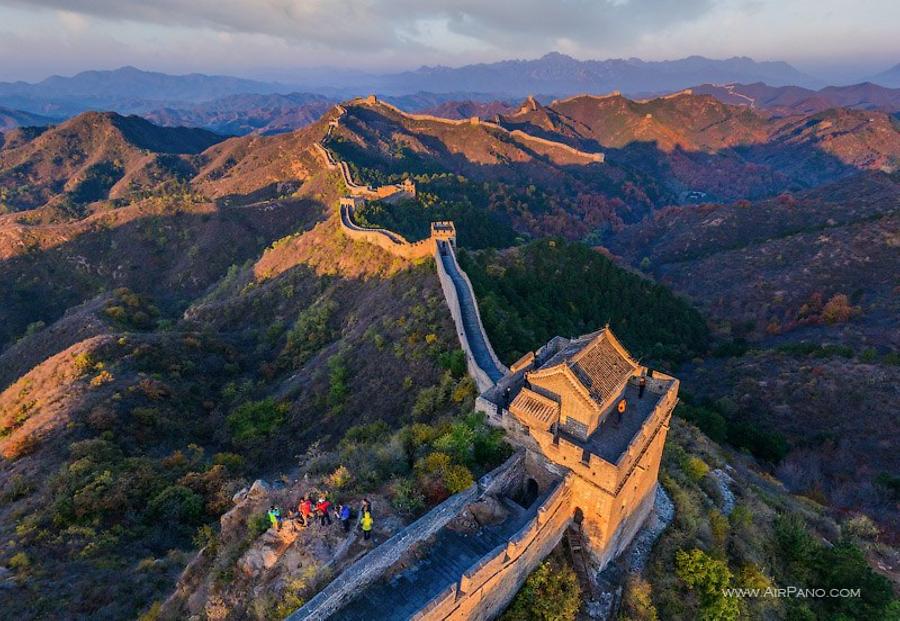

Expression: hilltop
xmin=142 ymin=92 xmax=336 ymax=136
xmin=0 ymin=111 xmax=223 ymax=213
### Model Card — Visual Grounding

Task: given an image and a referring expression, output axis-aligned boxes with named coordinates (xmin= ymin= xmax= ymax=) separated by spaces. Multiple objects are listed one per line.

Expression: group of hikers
xmin=267 ymin=496 xmax=375 ymax=541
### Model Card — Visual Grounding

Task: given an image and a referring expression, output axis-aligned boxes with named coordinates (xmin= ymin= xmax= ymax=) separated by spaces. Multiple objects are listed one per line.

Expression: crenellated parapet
xmin=337 ymin=196 xmax=434 ymax=260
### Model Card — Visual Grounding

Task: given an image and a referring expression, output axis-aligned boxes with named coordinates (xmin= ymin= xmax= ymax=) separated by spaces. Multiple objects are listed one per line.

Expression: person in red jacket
xmin=316 ymin=496 xmax=332 ymax=526
xmin=298 ymin=496 xmax=313 ymax=528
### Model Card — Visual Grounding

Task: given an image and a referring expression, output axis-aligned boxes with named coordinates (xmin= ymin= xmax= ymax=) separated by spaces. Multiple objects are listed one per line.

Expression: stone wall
xmin=355 ymin=96 xmax=604 ymax=164
xmin=409 ymin=479 xmax=573 ymax=620
xmin=338 ymin=200 xmax=435 ymax=260
xmin=286 ymin=452 xmax=526 ymax=621
xmin=506 ymin=130 xmax=604 ymax=163
xmin=433 ymin=242 xmax=509 ymax=393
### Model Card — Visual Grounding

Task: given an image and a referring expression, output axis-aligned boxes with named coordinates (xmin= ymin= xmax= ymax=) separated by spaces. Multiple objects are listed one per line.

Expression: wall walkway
xmin=289 ymin=450 xmax=575 ymax=621
xmin=286 ymin=453 xmax=527 ymax=621
xmin=435 ymin=240 xmax=508 ymax=392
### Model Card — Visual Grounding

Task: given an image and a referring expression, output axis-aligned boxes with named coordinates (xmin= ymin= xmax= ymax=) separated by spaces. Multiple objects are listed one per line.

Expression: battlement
xmin=337 ymin=193 xmax=456 ymax=262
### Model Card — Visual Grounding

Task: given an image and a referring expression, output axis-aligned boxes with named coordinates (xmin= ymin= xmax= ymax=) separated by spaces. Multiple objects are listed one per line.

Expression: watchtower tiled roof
xmin=569 ymin=333 xmax=637 ymax=405
xmin=509 ymin=388 xmax=559 ymax=431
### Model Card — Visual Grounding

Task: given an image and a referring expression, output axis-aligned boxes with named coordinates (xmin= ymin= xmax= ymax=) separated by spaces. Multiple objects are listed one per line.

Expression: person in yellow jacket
xmin=360 ymin=510 xmax=374 ymax=541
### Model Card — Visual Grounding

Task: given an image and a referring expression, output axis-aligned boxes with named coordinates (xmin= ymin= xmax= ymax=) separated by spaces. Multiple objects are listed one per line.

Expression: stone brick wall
xmin=286 ymin=452 xmax=527 ymax=621
xmin=338 ymin=199 xmax=435 ymax=260
xmin=433 ymin=242 xmax=509 ymax=393
xmin=409 ymin=480 xmax=574 ymax=621
xmin=506 ymin=130 xmax=604 ymax=163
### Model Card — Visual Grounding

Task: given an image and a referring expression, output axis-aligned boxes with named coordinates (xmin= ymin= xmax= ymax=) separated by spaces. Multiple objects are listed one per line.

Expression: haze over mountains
xmin=2 ymin=53 xmax=898 ymax=125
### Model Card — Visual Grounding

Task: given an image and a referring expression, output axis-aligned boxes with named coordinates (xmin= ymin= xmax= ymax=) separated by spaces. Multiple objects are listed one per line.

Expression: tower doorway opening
xmin=513 ymin=478 xmax=540 ymax=509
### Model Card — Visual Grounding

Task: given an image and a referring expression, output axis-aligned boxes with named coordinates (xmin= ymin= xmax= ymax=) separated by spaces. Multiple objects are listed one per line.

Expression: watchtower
xmin=430 ymin=221 xmax=457 ymax=250
xmin=401 ymin=178 xmax=417 ymax=199
xmin=494 ymin=328 xmax=678 ymax=568
xmin=339 ymin=196 xmax=365 ymax=210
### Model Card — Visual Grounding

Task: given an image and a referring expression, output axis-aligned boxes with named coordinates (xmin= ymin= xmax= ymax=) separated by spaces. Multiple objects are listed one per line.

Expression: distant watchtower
xmin=401 ymin=178 xmax=417 ymax=199
xmin=339 ymin=196 xmax=365 ymax=210
xmin=431 ymin=221 xmax=456 ymax=250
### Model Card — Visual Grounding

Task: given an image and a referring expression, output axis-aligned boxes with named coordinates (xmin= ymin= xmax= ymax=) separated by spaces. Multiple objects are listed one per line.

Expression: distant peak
xmin=522 ymin=95 xmax=540 ymax=112
xmin=539 ymin=51 xmax=575 ymax=61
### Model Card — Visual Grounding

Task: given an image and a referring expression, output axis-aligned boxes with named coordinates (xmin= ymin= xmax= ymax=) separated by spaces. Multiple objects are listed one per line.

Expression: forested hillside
xmin=458 ymin=239 xmax=709 ymax=366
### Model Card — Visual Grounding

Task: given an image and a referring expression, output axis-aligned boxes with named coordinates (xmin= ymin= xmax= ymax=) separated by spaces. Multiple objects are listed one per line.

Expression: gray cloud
xmin=1 ymin=0 xmax=714 ymax=56
xmin=1 ymin=0 xmax=895 ymax=82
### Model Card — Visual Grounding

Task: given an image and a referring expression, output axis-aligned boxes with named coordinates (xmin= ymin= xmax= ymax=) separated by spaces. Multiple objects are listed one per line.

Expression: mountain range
xmin=370 ymin=52 xmax=820 ymax=96
xmin=689 ymin=81 xmax=900 ymax=115
xmin=873 ymin=63 xmax=900 ymax=88
xmin=0 ymin=86 xmax=898 ymax=619
xmin=0 ymin=66 xmax=284 ymax=117
xmin=6 ymin=54 xmax=899 ymax=121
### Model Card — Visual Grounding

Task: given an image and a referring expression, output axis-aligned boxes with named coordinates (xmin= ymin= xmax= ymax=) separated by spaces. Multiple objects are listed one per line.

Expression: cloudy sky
xmin=0 ymin=0 xmax=897 ymax=83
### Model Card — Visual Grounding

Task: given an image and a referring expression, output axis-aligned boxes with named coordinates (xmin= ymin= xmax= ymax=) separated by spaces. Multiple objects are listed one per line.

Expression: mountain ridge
xmin=688 ymin=81 xmax=900 ymax=114
xmin=0 ymin=55 xmax=824 ymax=118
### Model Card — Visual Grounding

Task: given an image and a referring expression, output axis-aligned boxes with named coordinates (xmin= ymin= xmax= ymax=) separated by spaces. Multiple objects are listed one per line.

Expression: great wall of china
xmin=287 ymin=101 xmax=676 ymax=621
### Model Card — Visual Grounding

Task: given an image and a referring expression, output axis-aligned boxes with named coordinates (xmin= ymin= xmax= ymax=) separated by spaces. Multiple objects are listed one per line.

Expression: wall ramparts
xmin=287 ymin=453 xmax=526 ymax=621
xmin=338 ymin=200 xmax=435 ymax=260
xmin=507 ymin=130 xmax=605 ymax=162
xmin=409 ymin=481 xmax=574 ymax=621
xmin=295 ymin=97 xmax=671 ymax=620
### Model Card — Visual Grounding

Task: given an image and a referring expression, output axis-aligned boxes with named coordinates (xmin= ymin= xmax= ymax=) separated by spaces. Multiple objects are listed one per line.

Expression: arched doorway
xmin=573 ymin=507 xmax=584 ymax=525
xmin=514 ymin=478 xmax=540 ymax=509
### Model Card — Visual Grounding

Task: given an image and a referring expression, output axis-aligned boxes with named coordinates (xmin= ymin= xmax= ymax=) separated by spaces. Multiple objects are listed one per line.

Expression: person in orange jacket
xmin=298 ymin=496 xmax=313 ymax=527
